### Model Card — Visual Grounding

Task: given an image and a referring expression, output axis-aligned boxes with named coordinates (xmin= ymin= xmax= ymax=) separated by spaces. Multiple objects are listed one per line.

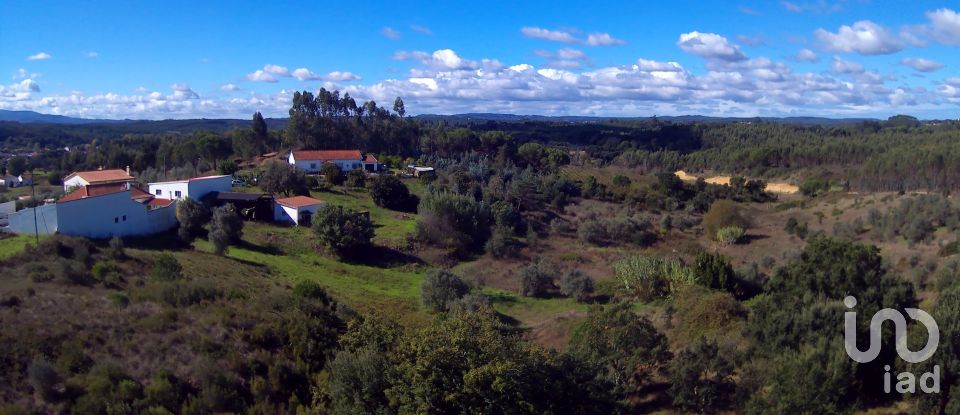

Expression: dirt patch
xmin=675 ymin=170 xmax=799 ymax=194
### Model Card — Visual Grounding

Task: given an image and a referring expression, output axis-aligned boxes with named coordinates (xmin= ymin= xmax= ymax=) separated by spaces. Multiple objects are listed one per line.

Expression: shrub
xmin=27 ymin=359 xmax=60 ymax=402
xmin=611 ymin=175 xmax=631 ymax=187
xmin=209 ymin=204 xmax=243 ymax=255
xmin=312 ymin=205 xmax=375 ymax=255
xmin=260 ymin=160 xmax=309 ymax=196
xmin=491 ymin=200 xmax=522 ymax=233
xmin=716 ymin=226 xmax=745 ymax=245
xmin=450 ymin=292 xmax=491 ymax=312
xmin=151 ymin=253 xmax=183 ymax=281
xmin=559 ymin=270 xmax=593 ymax=302
xmin=109 ymin=292 xmax=130 ymax=308
xmin=613 ymin=255 xmax=696 ymax=300
xmin=577 ymin=219 xmax=606 ymax=245
xmin=549 ymin=218 xmax=574 ymax=235
xmin=158 ymin=281 xmax=220 ymax=307
xmin=216 ymin=160 xmax=238 ymax=176
xmin=702 ymin=200 xmax=748 ymax=238
xmin=344 ymin=169 xmax=366 ymax=188
xmin=518 ymin=258 xmax=556 ymax=298
xmin=669 ymin=337 xmax=735 ymax=412
xmin=175 ymin=197 xmax=210 ymax=242
xmin=107 ymin=236 xmax=126 ymax=259
xmin=293 ymin=280 xmax=330 ymax=304
xmin=416 ymin=192 xmax=491 ymax=256
xmin=320 ymin=163 xmax=346 ymax=186
xmin=420 ymin=269 xmax=470 ymax=312
xmin=485 ymin=227 xmax=520 ymax=259
xmin=369 ymin=175 xmax=417 ymax=212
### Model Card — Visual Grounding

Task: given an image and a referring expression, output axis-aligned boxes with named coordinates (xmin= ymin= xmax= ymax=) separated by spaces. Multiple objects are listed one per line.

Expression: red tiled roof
xmin=58 ymin=183 xmax=130 ymax=203
xmin=362 ymin=154 xmax=378 ymax=163
xmin=64 ymin=169 xmax=135 ymax=184
xmin=291 ymin=149 xmax=362 ymax=161
xmin=276 ymin=196 xmax=323 ymax=208
xmin=147 ymin=198 xmax=174 ymax=208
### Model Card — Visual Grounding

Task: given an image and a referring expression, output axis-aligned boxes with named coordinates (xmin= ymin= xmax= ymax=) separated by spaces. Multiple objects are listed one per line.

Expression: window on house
xmin=311 ymin=163 xmax=317 ymax=169
xmin=175 ymin=191 xmax=182 ymax=197
xmin=114 ymin=217 xmax=119 ymax=223
xmin=122 ymin=215 xmax=127 ymax=221
xmin=155 ymin=189 xmax=161 ymax=195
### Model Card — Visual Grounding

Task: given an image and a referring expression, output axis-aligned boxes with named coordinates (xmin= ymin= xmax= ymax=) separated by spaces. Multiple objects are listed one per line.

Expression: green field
xmin=0 ymin=234 xmax=38 ymax=261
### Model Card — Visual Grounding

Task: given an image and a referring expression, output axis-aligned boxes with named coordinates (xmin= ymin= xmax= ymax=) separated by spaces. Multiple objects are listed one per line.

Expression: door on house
xmin=299 ymin=211 xmax=312 ymax=226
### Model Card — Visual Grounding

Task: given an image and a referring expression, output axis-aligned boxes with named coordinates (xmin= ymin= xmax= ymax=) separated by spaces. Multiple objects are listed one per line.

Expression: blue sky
xmin=2 ymin=0 xmax=959 ymax=119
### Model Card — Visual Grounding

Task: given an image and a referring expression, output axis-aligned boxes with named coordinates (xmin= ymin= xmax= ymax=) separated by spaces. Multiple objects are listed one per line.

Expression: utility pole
xmin=31 ymin=175 xmax=38 ymax=244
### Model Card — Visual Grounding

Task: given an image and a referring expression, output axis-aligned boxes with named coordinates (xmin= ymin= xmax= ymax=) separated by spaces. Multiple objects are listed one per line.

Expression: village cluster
xmin=0 ymin=149 xmax=425 ymax=238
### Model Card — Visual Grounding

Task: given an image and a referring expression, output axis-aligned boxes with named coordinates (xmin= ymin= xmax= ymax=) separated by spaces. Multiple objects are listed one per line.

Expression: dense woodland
xmin=2 ymin=92 xmax=960 ymax=414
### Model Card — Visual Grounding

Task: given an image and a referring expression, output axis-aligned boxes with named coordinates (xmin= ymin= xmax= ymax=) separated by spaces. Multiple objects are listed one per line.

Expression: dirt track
xmin=674 ymin=170 xmax=799 ymax=194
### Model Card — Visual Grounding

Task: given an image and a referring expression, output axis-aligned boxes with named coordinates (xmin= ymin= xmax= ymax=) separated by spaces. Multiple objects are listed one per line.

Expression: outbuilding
xmin=274 ymin=196 xmax=324 ymax=226
xmin=147 ymin=175 xmax=232 ymax=201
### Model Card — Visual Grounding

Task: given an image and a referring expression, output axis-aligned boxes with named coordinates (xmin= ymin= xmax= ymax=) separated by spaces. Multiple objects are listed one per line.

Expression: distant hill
xmin=414 ymin=113 xmax=880 ymax=126
xmin=0 ymin=110 xmax=128 ymax=124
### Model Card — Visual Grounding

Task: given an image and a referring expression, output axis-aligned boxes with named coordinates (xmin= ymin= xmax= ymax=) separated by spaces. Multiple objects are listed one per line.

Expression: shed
xmin=274 ymin=196 xmax=324 ymax=226
xmin=203 ymin=192 xmax=274 ymax=221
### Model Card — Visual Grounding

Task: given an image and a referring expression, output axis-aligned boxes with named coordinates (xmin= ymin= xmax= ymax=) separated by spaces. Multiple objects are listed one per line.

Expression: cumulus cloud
xmin=14 ymin=68 xmax=40 ymax=80
xmin=677 ymin=31 xmax=747 ymax=61
xmin=586 ymin=33 xmax=626 ymax=46
xmin=170 ymin=83 xmax=199 ymax=100
xmin=925 ymin=8 xmax=960 ymax=46
xmin=831 ymin=56 xmax=864 ymax=74
xmin=382 ymin=27 xmax=401 ymax=40
xmin=263 ymin=64 xmax=290 ymax=76
xmin=221 ymin=83 xmax=240 ymax=91
xmin=86 ymin=51 xmax=98 ymax=58
xmin=814 ymin=20 xmax=903 ymax=55
xmin=410 ymin=24 xmax=432 ymax=35
xmin=27 ymin=52 xmax=52 ymax=61
xmin=795 ymin=48 xmax=820 ymax=62
xmin=902 ymin=57 xmax=944 ymax=72
xmin=292 ymin=68 xmax=322 ymax=81
xmin=246 ymin=70 xmax=277 ymax=83
xmin=326 ymin=71 xmax=361 ymax=82
xmin=521 ymin=27 xmax=579 ymax=43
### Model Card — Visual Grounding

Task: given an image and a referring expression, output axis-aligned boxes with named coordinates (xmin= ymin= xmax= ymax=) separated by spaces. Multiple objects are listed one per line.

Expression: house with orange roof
xmin=62 ymin=168 xmax=136 ymax=192
xmin=55 ymin=182 xmax=178 ymax=238
xmin=288 ymin=149 xmax=384 ymax=173
xmin=274 ymin=195 xmax=323 ymax=226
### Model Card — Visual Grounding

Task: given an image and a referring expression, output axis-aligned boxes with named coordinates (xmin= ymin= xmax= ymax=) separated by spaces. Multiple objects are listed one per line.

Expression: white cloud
xmin=221 ymin=83 xmax=240 ymax=91
xmin=795 ymin=48 xmax=820 ymax=62
xmin=556 ymin=48 xmax=585 ymax=60
xmin=736 ymin=34 xmax=766 ymax=46
xmin=27 ymin=52 xmax=52 ymax=61
xmin=636 ymin=58 xmax=684 ymax=72
xmin=902 ymin=57 xmax=944 ymax=72
xmin=677 ymin=31 xmax=747 ymax=61
xmin=326 ymin=71 xmax=361 ymax=82
xmin=263 ymin=64 xmax=290 ymax=76
xmin=814 ymin=21 xmax=903 ymax=55
xmin=410 ymin=24 xmax=432 ymax=35
xmin=781 ymin=1 xmax=842 ymax=14
xmin=586 ymin=33 xmax=626 ymax=46
xmin=393 ymin=50 xmax=431 ymax=61
xmin=382 ymin=27 xmax=401 ymax=40
xmin=246 ymin=70 xmax=278 ymax=83
xmin=739 ymin=6 xmax=761 ymax=16
xmin=86 ymin=51 xmax=98 ymax=58
xmin=170 ymin=83 xmax=199 ymax=100
xmin=925 ymin=8 xmax=960 ymax=46
xmin=521 ymin=27 xmax=578 ymax=43
xmin=292 ymin=68 xmax=322 ymax=81
xmin=831 ymin=56 xmax=864 ymax=74
xmin=14 ymin=68 xmax=40 ymax=80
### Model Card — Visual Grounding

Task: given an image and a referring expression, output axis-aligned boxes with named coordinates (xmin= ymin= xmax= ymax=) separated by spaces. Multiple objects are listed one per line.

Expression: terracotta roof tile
xmin=291 ymin=149 xmax=363 ymax=161
xmin=65 ymin=169 xmax=135 ymax=184
xmin=276 ymin=196 xmax=324 ymax=208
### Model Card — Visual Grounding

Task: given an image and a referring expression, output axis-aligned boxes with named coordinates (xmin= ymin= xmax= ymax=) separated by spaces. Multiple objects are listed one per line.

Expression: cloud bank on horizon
xmin=2 ymin=2 xmax=960 ymax=120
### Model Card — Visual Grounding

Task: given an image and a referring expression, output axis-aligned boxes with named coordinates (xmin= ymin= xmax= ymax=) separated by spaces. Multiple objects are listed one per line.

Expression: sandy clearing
xmin=674 ymin=170 xmax=799 ymax=194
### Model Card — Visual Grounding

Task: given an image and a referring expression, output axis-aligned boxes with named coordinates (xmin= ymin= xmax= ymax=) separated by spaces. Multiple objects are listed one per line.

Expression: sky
xmin=2 ymin=0 xmax=960 ymax=120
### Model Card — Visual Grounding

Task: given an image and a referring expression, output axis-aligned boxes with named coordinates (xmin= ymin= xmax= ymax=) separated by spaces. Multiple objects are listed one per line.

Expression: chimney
xmin=126 ymin=166 xmax=131 ymax=176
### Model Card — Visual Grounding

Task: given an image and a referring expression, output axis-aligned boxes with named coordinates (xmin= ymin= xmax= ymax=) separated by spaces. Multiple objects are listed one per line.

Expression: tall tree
xmin=393 ymin=97 xmax=406 ymax=117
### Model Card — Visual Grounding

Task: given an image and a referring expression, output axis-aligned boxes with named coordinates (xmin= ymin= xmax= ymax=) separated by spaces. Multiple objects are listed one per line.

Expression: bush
xmin=312 ymin=205 xmax=375 ymax=255
xmin=151 ymin=253 xmax=183 ymax=281
xmin=702 ymin=200 xmax=748 ymax=238
xmin=216 ymin=160 xmax=238 ymax=176
xmin=320 ymin=163 xmax=345 ymax=186
xmin=344 ymin=169 xmax=366 ymax=188
xmin=577 ymin=219 xmax=606 ymax=245
xmin=716 ymin=226 xmax=745 ymax=245
xmin=27 ymin=359 xmax=60 ymax=402
xmin=175 ymin=197 xmax=210 ymax=242
xmin=669 ymin=337 xmax=735 ymax=412
xmin=416 ymin=192 xmax=491 ymax=256
xmin=485 ymin=227 xmax=520 ymax=259
xmin=209 ymin=204 xmax=243 ymax=255
xmin=420 ymin=269 xmax=469 ymax=312
xmin=491 ymin=200 xmax=522 ymax=233
xmin=369 ymin=175 xmax=417 ymax=212
xmin=260 ymin=160 xmax=309 ymax=196
xmin=559 ymin=270 xmax=593 ymax=302
xmin=292 ymin=280 xmax=330 ymax=304
xmin=108 ymin=236 xmax=125 ymax=259
xmin=613 ymin=255 xmax=696 ymax=300
xmin=518 ymin=258 xmax=556 ymax=297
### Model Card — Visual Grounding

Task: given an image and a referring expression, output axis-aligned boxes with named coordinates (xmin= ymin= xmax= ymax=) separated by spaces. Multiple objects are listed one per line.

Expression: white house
xmin=56 ymin=182 xmax=177 ymax=238
xmin=148 ymin=175 xmax=232 ymax=201
xmin=274 ymin=196 xmax=323 ymax=226
xmin=63 ymin=168 xmax=135 ymax=192
xmin=288 ymin=149 xmax=383 ymax=173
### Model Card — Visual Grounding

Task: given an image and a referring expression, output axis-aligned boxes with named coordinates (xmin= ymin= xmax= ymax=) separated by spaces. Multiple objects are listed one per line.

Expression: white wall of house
xmin=149 ymin=181 xmax=189 ymax=200
xmin=57 ymin=191 xmax=178 ymax=238
xmin=148 ymin=176 xmax=231 ymax=200
xmin=62 ymin=176 xmax=89 ymax=191
xmin=289 ymin=154 xmax=363 ymax=173
xmin=274 ymin=203 xmax=321 ymax=226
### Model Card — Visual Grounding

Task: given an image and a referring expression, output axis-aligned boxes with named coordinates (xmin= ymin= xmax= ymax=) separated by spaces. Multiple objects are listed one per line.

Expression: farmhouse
xmin=63 ymin=168 xmax=135 ymax=192
xmin=56 ymin=182 xmax=177 ymax=238
xmin=288 ymin=149 xmax=384 ymax=173
xmin=147 ymin=175 xmax=232 ymax=201
xmin=274 ymin=195 xmax=323 ymax=226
